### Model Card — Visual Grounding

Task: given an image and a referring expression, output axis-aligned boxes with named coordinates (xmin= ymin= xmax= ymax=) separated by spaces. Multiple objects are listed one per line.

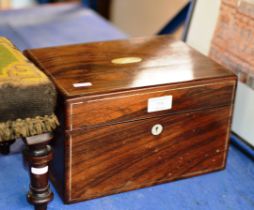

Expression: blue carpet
xmin=1 ymin=143 xmax=254 ymax=210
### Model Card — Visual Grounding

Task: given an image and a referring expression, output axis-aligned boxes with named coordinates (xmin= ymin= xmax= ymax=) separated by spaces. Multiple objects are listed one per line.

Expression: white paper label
xmin=148 ymin=95 xmax=173 ymax=113
xmin=31 ymin=166 xmax=48 ymax=175
xmin=73 ymin=82 xmax=92 ymax=88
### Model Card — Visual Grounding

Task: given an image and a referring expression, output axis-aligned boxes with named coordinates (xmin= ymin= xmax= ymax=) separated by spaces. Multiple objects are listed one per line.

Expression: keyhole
xmin=151 ymin=124 xmax=163 ymax=136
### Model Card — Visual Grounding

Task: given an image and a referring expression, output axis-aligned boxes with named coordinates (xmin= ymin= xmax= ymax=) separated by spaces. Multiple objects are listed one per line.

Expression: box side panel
xmin=49 ymin=95 xmax=67 ymax=200
xmin=67 ymin=106 xmax=232 ymax=203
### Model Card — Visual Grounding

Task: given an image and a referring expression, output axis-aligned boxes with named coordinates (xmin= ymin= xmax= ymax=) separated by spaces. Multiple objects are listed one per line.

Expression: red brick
xmin=210 ymin=1 xmax=254 ymax=74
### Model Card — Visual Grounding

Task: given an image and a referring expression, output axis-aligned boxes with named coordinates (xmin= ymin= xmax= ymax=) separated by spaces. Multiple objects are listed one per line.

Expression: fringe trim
xmin=0 ymin=114 xmax=59 ymax=142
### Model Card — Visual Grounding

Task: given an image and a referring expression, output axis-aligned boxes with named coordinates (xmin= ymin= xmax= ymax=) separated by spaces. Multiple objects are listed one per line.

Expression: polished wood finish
xmin=23 ymin=134 xmax=54 ymax=210
xmin=25 ymin=36 xmax=237 ymax=203
xmin=24 ymin=36 xmax=235 ymax=98
xmin=67 ymin=107 xmax=232 ymax=202
xmin=67 ymin=81 xmax=234 ymax=130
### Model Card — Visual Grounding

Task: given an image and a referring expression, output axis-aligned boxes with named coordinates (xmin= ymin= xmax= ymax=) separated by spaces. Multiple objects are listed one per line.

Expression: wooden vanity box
xmin=24 ymin=36 xmax=237 ymax=203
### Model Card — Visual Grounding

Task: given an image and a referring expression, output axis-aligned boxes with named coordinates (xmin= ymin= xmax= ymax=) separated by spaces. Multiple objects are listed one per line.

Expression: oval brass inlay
xmin=111 ymin=57 xmax=142 ymax=64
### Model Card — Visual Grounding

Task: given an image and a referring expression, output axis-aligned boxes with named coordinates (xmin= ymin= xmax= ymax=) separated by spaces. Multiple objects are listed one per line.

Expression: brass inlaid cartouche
xmin=111 ymin=57 xmax=142 ymax=64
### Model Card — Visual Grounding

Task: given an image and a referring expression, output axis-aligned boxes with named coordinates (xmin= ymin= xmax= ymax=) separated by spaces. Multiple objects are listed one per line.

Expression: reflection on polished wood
xmin=25 ymin=36 xmax=234 ymax=98
xmin=25 ymin=36 xmax=237 ymax=203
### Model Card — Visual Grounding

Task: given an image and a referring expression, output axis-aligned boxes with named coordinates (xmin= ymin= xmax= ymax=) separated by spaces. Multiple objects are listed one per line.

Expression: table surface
xmin=0 ymin=3 xmax=254 ymax=210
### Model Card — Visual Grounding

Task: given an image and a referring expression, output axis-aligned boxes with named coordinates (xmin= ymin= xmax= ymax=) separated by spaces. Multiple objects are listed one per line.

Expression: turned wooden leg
xmin=23 ymin=133 xmax=54 ymax=210
xmin=0 ymin=139 xmax=16 ymax=155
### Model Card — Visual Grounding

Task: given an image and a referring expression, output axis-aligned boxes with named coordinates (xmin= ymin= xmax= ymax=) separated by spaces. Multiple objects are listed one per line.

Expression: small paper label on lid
xmin=148 ymin=95 xmax=173 ymax=113
xmin=73 ymin=82 xmax=92 ymax=88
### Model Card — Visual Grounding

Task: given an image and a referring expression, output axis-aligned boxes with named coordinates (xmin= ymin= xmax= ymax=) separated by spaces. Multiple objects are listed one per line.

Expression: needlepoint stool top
xmin=0 ymin=37 xmax=59 ymax=142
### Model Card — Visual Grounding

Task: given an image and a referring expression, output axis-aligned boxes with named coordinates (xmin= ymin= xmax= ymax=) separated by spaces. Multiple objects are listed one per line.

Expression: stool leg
xmin=0 ymin=139 xmax=16 ymax=155
xmin=23 ymin=133 xmax=54 ymax=210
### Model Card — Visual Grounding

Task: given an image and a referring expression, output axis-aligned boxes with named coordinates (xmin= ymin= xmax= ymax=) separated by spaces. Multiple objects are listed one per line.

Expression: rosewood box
xmin=25 ymin=36 xmax=237 ymax=203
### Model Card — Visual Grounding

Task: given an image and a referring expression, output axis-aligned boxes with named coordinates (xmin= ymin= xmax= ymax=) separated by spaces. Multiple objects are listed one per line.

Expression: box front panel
xmin=66 ymin=106 xmax=232 ymax=202
xmin=68 ymin=81 xmax=235 ymax=130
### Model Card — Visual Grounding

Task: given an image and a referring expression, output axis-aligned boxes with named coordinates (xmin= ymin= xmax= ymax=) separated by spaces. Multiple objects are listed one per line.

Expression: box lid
xmin=25 ymin=36 xmax=235 ymax=98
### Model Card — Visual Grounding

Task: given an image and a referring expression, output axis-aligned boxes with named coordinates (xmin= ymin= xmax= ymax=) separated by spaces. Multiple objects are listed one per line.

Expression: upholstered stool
xmin=0 ymin=37 xmax=59 ymax=210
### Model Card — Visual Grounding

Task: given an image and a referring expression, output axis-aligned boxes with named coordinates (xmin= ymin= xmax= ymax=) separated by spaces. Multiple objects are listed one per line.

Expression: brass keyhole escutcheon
xmin=151 ymin=124 xmax=163 ymax=136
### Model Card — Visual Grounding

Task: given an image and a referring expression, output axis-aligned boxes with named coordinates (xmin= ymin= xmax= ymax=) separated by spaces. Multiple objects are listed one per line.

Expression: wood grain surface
xmin=64 ymin=106 xmax=232 ymax=202
xmin=67 ymin=80 xmax=235 ymax=130
xmin=26 ymin=36 xmax=237 ymax=203
xmin=24 ymin=36 xmax=235 ymax=98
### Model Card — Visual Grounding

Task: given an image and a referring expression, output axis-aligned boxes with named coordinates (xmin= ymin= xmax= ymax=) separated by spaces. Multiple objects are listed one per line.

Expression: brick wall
xmin=210 ymin=0 xmax=254 ymax=83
